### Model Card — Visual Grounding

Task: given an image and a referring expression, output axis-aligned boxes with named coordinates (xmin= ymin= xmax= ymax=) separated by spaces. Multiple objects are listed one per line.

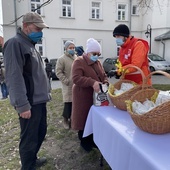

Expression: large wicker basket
xmin=108 ymin=65 xmax=150 ymax=111
xmin=126 ymin=70 xmax=170 ymax=134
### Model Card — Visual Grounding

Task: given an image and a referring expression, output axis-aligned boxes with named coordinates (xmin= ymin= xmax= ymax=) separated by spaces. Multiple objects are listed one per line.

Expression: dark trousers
xmin=19 ymin=103 xmax=47 ymax=170
xmin=1 ymin=82 xmax=8 ymax=98
xmin=62 ymin=102 xmax=72 ymax=119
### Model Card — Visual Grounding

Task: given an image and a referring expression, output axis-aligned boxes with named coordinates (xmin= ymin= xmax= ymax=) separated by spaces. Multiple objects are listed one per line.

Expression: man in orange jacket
xmin=108 ymin=24 xmax=151 ymax=85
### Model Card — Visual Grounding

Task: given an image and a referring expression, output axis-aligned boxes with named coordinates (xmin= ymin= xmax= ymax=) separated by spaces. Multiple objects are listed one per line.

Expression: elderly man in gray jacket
xmin=3 ymin=12 xmax=50 ymax=170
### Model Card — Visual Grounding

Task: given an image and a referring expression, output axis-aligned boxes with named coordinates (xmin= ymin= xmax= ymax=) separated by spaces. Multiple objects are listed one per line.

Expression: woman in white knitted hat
xmin=71 ymin=38 xmax=108 ymax=152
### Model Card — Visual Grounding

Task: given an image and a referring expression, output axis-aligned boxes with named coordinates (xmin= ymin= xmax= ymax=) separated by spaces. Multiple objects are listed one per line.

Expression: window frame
xmin=117 ymin=3 xmax=128 ymax=21
xmin=61 ymin=0 xmax=74 ymax=18
xmin=117 ymin=46 xmax=120 ymax=57
xmin=30 ymin=0 xmax=44 ymax=15
xmin=35 ymin=38 xmax=46 ymax=57
xmin=131 ymin=5 xmax=139 ymax=15
xmin=95 ymin=39 xmax=103 ymax=58
xmin=90 ymin=1 xmax=102 ymax=20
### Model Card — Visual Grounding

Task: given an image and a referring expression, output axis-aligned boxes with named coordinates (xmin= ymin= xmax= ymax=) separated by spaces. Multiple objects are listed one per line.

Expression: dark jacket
xmin=3 ymin=28 xmax=51 ymax=113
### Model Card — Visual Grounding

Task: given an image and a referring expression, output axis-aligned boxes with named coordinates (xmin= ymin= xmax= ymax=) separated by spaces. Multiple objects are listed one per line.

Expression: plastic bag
xmin=93 ymin=84 xmax=110 ymax=106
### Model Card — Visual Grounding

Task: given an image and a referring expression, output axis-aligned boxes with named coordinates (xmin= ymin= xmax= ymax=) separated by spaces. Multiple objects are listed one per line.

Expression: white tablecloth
xmin=83 ymin=105 xmax=170 ymax=170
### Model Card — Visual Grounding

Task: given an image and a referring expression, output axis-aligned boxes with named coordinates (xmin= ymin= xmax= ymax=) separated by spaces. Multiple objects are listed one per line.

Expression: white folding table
xmin=83 ymin=105 xmax=170 ymax=170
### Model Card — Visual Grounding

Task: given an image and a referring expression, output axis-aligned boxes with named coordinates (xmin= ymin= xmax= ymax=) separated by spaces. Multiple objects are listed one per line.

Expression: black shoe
xmin=78 ymin=130 xmax=84 ymax=141
xmin=80 ymin=141 xmax=93 ymax=152
xmin=91 ymin=141 xmax=98 ymax=149
xmin=36 ymin=157 xmax=47 ymax=167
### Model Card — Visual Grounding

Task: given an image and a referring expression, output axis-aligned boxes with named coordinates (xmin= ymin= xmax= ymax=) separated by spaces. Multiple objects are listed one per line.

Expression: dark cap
xmin=44 ymin=58 xmax=49 ymax=63
xmin=113 ymin=24 xmax=130 ymax=37
xmin=23 ymin=12 xmax=49 ymax=28
xmin=75 ymin=46 xmax=84 ymax=56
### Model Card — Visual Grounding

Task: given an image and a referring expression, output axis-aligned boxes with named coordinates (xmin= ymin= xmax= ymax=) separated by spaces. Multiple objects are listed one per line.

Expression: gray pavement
xmin=150 ymin=74 xmax=170 ymax=84
xmin=51 ymin=74 xmax=170 ymax=90
xmin=51 ymin=80 xmax=62 ymax=89
xmin=1 ymin=75 xmax=169 ymax=100
xmin=109 ymin=74 xmax=170 ymax=85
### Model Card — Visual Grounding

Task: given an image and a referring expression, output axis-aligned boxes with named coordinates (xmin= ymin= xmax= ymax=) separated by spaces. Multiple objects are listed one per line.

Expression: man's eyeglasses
xmin=91 ymin=53 xmax=101 ymax=56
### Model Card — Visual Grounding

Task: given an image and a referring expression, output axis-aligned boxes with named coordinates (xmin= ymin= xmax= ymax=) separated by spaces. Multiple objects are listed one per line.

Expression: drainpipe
xmin=161 ymin=40 xmax=165 ymax=59
xmin=14 ymin=0 xmax=17 ymax=33
xmin=129 ymin=0 xmax=132 ymax=31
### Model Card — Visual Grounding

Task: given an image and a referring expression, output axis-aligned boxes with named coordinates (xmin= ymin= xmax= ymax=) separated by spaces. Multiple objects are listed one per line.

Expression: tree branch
xmin=4 ymin=0 xmax=53 ymax=26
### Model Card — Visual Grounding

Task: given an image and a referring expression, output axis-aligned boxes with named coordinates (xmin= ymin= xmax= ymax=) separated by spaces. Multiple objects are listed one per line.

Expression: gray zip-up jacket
xmin=3 ymin=28 xmax=51 ymax=114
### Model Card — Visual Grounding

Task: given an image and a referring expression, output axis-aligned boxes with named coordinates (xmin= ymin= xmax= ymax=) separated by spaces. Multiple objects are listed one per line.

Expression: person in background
xmin=44 ymin=58 xmax=52 ymax=79
xmin=71 ymin=38 xmax=108 ymax=152
xmin=75 ymin=46 xmax=84 ymax=56
xmin=0 ymin=61 xmax=8 ymax=99
xmin=56 ymin=41 xmax=77 ymax=129
xmin=108 ymin=24 xmax=151 ymax=85
xmin=44 ymin=58 xmax=52 ymax=84
xmin=3 ymin=12 xmax=51 ymax=169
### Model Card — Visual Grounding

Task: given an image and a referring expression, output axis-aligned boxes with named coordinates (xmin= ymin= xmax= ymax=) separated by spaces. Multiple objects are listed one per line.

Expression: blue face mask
xmin=90 ymin=55 xmax=99 ymax=62
xmin=116 ymin=38 xmax=124 ymax=46
xmin=67 ymin=49 xmax=75 ymax=56
xmin=28 ymin=32 xmax=43 ymax=43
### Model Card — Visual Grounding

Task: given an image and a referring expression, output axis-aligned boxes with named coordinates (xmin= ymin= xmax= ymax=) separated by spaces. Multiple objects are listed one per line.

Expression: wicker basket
xmin=108 ymin=65 xmax=150 ymax=111
xmin=126 ymin=70 xmax=170 ymax=134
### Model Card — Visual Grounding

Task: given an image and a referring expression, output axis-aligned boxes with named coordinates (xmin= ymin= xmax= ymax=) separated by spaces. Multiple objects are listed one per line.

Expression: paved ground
xmin=150 ymin=74 xmax=170 ymax=84
xmin=1 ymin=75 xmax=169 ymax=100
xmin=109 ymin=74 xmax=170 ymax=85
xmin=51 ymin=74 xmax=170 ymax=90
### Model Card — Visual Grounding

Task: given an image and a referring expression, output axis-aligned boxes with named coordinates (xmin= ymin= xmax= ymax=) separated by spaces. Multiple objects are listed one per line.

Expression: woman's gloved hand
xmin=107 ymin=70 xmax=116 ymax=78
xmin=107 ymin=70 xmax=120 ymax=79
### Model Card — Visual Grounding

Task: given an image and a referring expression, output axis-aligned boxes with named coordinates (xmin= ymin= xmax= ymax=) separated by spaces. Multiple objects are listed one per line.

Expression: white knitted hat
xmin=86 ymin=38 xmax=101 ymax=53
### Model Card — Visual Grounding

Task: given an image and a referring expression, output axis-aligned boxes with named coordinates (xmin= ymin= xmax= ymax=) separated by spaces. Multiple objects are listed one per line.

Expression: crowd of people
xmin=2 ymin=11 xmax=151 ymax=169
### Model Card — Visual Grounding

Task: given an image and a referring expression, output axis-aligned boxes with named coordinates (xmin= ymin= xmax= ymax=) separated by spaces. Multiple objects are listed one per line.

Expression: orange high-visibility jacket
xmin=119 ymin=36 xmax=151 ymax=85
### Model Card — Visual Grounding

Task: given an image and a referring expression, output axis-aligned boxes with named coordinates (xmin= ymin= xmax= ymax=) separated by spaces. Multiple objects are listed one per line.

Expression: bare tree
xmin=3 ymin=0 xmax=53 ymax=26
xmin=137 ymin=0 xmax=170 ymax=14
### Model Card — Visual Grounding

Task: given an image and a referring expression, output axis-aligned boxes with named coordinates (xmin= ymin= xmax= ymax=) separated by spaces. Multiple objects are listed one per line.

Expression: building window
xmin=132 ymin=5 xmax=139 ymax=15
xmin=36 ymin=40 xmax=44 ymax=56
xmin=117 ymin=47 xmax=120 ymax=57
xmin=117 ymin=4 xmax=128 ymax=21
xmin=62 ymin=0 xmax=72 ymax=17
xmin=96 ymin=40 xmax=102 ymax=58
xmin=31 ymin=0 xmax=43 ymax=15
xmin=91 ymin=1 xmax=102 ymax=19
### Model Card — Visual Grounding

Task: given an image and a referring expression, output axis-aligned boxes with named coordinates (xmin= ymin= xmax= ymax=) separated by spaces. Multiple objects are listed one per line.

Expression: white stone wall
xmin=1 ymin=0 xmax=170 ymax=63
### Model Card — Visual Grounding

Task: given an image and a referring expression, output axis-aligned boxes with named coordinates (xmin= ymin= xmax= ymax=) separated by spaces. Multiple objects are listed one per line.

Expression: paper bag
xmin=93 ymin=84 xmax=110 ymax=106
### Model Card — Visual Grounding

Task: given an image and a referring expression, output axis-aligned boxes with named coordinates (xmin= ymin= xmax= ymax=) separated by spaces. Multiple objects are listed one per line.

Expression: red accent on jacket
xmin=119 ymin=36 xmax=151 ymax=85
